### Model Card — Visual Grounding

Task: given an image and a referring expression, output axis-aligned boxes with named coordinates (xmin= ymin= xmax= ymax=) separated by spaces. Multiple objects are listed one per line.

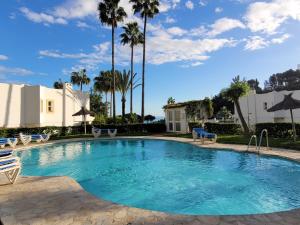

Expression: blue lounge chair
xmin=0 ymin=150 xmax=13 ymax=158
xmin=0 ymin=138 xmax=18 ymax=148
xmin=192 ymin=128 xmax=217 ymax=143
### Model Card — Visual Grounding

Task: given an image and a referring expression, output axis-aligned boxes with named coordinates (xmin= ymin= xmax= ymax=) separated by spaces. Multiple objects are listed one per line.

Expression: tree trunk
xmin=141 ymin=16 xmax=147 ymax=123
xmin=290 ymin=109 xmax=297 ymax=141
xmin=110 ymin=91 xmax=112 ymax=117
xmin=122 ymin=97 xmax=126 ymax=123
xmin=112 ymin=23 xmax=116 ymax=123
xmin=105 ymin=92 xmax=108 ymax=117
xmin=130 ymin=45 xmax=134 ymax=115
xmin=234 ymin=99 xmax=250 ymax=134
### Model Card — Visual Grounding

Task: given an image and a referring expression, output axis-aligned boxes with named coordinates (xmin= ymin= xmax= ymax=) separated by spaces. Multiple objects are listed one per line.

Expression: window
xmin=169 ymin=122 xmax=173 ymax=131
xmin=175 ymin=122 xmax=181 ymax=132
xmin=46 ymin=100 xmax=54 ymax=113
xmin=40 ymin=100 xmax=43 ymax=113
xmin=263 ymin=102 xmax=268 ymax=110
xmin=168 ymin=111 xmax=173 ymax=121
xmin=175 ymin=110 xmax=181 ymax=121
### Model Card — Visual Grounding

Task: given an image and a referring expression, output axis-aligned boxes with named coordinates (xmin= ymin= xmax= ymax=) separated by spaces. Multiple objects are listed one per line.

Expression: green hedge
xmin=188 ymin=122 xmax=241 ymax=135
xmin=255 ymin=123 xmax=298 ymax=138
xmin=93 ymin=123 xmax=166 ymax=134
xmin=0 ymin=123 xmax=166 ymax=138
xmin=205 ymin=122 xmax=242 ymax=135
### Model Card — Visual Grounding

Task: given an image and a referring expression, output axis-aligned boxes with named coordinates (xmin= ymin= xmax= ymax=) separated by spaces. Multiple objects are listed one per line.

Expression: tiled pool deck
xmin=1 ymin=136 xmax=300 ymax=225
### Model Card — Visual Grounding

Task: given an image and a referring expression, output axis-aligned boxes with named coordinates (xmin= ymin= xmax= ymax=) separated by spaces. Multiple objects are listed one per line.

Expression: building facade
xmin=164 ymin=105 xmax=189 ymax=133
xmin=234 ymin=90 xmax=300 ymax=127
xmin=0 ymin=82 xmax=92 ymax=128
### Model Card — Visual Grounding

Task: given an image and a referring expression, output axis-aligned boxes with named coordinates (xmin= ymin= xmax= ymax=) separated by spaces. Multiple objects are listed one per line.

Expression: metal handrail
xmin=258 ymin=129 xmax=269 ymax=151
xmin=247 ymin=135 xmax=258 ymax=151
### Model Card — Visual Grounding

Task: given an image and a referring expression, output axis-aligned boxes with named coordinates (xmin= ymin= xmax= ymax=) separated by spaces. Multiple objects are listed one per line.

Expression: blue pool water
xmin=17 ymin=139 xmax=300 ymax=215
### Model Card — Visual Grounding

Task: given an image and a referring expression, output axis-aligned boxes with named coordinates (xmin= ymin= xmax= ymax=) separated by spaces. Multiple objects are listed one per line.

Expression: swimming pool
xmin=17 ymin=139 xmax=300 ymax=215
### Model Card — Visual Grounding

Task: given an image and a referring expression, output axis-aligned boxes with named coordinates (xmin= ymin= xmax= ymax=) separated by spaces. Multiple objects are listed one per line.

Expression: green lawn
xmin=162 ymin=133 xmax=300 ymax=151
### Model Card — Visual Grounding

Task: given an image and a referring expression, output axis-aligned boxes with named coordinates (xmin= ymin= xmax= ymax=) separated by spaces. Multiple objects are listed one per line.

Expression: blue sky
xmin=1 ymin=0 xmax=300 ymax=116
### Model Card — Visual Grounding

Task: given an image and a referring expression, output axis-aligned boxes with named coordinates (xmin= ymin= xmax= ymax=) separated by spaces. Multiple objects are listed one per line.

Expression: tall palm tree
xmin=70 ymin=69 xmax=91 ymax=91
xmin=53 ymin=79 xmax=64 ymax=89
xmin=120 ymin=22 xmax=144 ymax=114
xmin=94 ymin=71 xmax=113 ymax=117
xmin=130 ymin=0 xmax=159 ymax=122
xmin=116 ymin=70 xmax=140 ymax=122
xmin=98 ymin=0 xmax=127 ymax=122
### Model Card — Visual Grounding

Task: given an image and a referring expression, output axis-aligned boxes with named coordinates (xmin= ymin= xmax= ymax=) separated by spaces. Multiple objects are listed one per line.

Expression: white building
xmin=164 ymin=103 xmax=189 ymax=133
xmin=0 ymin=82 xmax=92 ymax=128
xmin=235 ymin=89 xmax=300 ymax=127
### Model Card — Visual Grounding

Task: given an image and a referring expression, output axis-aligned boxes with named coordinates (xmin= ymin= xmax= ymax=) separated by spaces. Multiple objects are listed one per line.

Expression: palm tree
xmin=116 ymin=70 xmax=140 ymax=122
xmin=167 ymin=97 xmax=175 ymax=104
xmin=94 ymin=71 xmax=113 ymax=117
xmin=130 ymin=0 xmax=159 ymax=122
xmin=120 ymin=22 xmax=144 ymax=114
xmin=53 ymin=79 xmax=64 ymax=89
xmin=222 ymin=76 xmax=250 ymax=134
xmin=98 ymin=0 xmax=127 ymax=122
xmin=70 ymin=69 xmax=91 ymax=91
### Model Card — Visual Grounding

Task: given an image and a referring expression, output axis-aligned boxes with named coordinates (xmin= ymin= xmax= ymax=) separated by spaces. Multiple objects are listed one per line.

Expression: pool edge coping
xmin=2 ymin=135 xmax=300 ymax=224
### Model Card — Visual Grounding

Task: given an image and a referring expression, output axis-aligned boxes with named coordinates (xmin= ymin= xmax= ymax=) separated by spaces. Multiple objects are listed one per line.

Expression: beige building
xmin=164 ymin=103 xmax=190 ymax=133
xmin=0 ymin=82 xmax=92 ymax=128
xmin=235 ymin=90 xmax=300 ymax=128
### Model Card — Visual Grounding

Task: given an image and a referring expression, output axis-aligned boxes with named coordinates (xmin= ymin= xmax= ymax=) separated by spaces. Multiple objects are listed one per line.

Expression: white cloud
xmin=215 ymin=7 xmax=223 ymax=13
xmin=0 ymin=55 xmax=8 ymax=61
xmin=199 ymin=0 xmax=207 ymax=7
xmin=245 ymin=36 xmax=269 ymax=50
xmin=185 ymin=1 xmax=194 ymax=10
xmin=52 ymin=0 xmax=98 ymax=19
xmin=271 ymin=33 xmax=291 ymax=44
xmin=0 ymin=66 xmax=34 ymax=76
xmin=167 ymin=27 xmax=187 ymax=36
xmin=208 ymin=18 xmax=245 ymax=36
xmin=245 ymin=0 xmax=300 ymax=34
xmin=172 ymin=0 xmax=181 ymax=8
xmin=165 ymin=16 xmax=176 ymax=24
xmin=39 ymin=23 xmax=237 ymax=70
xmin=20 ymin=7 xmax=68 ymax=25
xmin=244 ymin=33 xmax=290 ymax=50
xmin=76 ymin=21 xmax=94 ymax=29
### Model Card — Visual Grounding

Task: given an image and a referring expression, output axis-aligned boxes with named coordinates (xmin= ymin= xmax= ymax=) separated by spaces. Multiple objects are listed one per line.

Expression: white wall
xmin=235 ymin=90 xmax=300 ymax=127
xmin=0 ymin=82 xmax=92 ymax=128
xmin=0 ymin=83 xmax=24 ymax=128
xmin=165 ymin=107 xmax=189 ymax=133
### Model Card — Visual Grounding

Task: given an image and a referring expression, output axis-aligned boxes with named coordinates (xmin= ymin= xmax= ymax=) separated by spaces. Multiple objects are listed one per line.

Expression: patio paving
xmin=1 ymin=136 xmax=300 ymax=225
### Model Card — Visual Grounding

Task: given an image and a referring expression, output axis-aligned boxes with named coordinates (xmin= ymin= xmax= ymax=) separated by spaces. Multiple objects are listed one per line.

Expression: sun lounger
xmin=0 ymin=138 xmax=18 ymax=148
xmin=0 ymin=157 xmax=21 ymax=184
xmin=192 ymin=128 xmax=217 ymax=143
xmin=92 ymin=127 xmax=117 ymax=138
xmin=0 ymin=150 xmax=13 ymax=158
xmin=19 ymin=133 xmax=32 ymax=145
xmin=92 ymin=127 xmax=101 ymax=138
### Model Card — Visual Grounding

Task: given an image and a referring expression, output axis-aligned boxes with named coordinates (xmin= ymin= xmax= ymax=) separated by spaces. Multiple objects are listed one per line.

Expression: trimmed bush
xmin=188 ymin=122 xmax=203 ymax=132
xmin=255 ymin=123 xmax=298 ymax=138
xmin=0 ymin=123 xmax=166 ymax=138
xmin=204 ymin=122 xmax=242 ymax=135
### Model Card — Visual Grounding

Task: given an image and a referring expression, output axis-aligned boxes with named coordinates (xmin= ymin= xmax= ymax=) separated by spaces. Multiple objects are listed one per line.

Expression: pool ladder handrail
xmin=247 ymin=135 xmax=258 ymax=151
xmin=258 ymin=129 xmax=269 ymax=151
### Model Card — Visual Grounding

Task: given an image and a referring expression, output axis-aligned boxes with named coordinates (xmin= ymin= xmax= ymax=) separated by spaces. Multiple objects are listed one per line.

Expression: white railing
xmin=247 ymin=135 xmax=258 ymax=151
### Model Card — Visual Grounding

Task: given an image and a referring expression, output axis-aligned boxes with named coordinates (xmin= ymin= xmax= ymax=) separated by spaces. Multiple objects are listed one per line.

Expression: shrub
xmin=188 ymin=122 xmax=203 ymax=132
xmin=204 ymin=122 xmax=242 ymax=135
xmin=93 ymin=114 xmax=107 ymax=124
xmin=255 ymin=123 xmax=299 ymax=138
